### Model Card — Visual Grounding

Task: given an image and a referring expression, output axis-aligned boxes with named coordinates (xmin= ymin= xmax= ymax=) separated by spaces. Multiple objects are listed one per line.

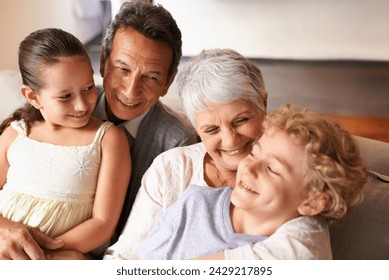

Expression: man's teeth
xmin=121 ymin=100 xmax=138 ymax=107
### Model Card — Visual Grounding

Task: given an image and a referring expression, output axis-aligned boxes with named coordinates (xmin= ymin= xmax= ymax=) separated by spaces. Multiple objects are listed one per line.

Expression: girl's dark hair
xmin=0 ymin=28 xmax=90 ymax=135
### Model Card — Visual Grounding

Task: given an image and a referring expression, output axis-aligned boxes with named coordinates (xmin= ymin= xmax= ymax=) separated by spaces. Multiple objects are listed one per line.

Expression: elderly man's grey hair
xmin=176 ymin=48 xmax=268 ymax=127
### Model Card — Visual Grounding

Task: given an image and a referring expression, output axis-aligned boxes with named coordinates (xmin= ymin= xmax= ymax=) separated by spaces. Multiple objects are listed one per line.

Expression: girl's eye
xmin=83 ymin=85 xmax=95 ymax=93
xmin=59 ymin=93 xmax=71 ymax=100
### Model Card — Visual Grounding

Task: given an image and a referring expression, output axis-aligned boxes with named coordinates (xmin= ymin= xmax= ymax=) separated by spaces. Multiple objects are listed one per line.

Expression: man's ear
xmin=297 ymin=192 xmax=329 ymax=216
xmin=21 ymin=85 xmax=42 ymax=109
xmin=99 ymin=46 xmax=105 ymax=78
xmin=160 ymin=71 xmax=177 ymax=98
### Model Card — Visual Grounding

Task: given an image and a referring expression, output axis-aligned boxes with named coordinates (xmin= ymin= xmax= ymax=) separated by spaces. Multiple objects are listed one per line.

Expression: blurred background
xmin=0 ymin=0 xmax=388 ymax=141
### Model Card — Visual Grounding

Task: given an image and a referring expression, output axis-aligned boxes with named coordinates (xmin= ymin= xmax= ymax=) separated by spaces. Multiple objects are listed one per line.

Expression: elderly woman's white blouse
xmin=104 ymin=143 xmax=207 ymax=259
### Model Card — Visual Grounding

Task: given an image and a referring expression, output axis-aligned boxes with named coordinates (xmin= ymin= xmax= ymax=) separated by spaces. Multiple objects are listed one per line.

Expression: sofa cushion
xmin=354 ymin=136 xmax=389 ymax=177
xmin=330 ymin=172 xmax=389 ymax=259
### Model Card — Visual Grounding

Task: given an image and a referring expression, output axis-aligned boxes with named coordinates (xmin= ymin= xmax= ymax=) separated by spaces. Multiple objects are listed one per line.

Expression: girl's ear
xmin=21 ymin=85 xmax=42 ymax=109
xmin=297 ymin=192 xmax=329 ymax=216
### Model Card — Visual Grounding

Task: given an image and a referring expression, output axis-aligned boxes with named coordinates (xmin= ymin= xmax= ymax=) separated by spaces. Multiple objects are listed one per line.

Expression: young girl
xmin=138 ymin=103 xmax=368 ymax=260
xmin=0 ymin=28 xmax=131 ymax=257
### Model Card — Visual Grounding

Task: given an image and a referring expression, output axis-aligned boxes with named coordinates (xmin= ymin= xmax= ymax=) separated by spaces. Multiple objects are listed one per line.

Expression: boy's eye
xmin=267 ymin=165 xmax=279 ymax=175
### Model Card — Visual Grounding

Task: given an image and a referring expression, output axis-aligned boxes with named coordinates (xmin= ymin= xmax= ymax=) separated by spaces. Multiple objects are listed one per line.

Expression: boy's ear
xmin=21 ymin=85 xmax=42 ymax=109
xmin=297 ymin=192 xmax=329 ymax=216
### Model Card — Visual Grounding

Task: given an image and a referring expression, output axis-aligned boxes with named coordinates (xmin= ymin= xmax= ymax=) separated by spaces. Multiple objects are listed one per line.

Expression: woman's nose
xmin=220 ymin=127 xmax=238 ymax=147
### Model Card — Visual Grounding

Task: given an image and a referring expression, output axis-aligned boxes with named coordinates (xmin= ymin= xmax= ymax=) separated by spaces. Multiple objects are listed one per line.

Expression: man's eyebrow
xmin=114 ymin=59 xmax=129 ymax=66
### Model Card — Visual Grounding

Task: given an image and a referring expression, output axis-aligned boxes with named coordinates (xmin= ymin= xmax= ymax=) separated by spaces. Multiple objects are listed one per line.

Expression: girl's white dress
xmin=0 ymin=120 xmax=113 ymax=237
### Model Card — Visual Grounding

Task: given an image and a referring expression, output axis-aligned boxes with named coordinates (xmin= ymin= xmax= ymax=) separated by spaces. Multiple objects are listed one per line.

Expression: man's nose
xmin=122 ymin=74 xmax=142 ymax=97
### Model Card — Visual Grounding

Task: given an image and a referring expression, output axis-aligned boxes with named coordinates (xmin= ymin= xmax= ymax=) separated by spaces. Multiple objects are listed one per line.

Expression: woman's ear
xmin=21 ymin=85 xmax=42 ymax=109
xmin=297 ymin=192 xmax=329 ymax=216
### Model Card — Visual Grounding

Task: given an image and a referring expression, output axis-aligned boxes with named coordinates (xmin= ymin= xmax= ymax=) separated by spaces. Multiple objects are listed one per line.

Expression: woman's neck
xmin=203 ymin=154 xmax=236 ymax=188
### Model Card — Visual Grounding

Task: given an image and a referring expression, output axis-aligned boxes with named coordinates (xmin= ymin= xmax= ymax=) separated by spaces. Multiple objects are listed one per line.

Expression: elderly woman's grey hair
xmin=176 ymin=48 xmax=268 ymax=127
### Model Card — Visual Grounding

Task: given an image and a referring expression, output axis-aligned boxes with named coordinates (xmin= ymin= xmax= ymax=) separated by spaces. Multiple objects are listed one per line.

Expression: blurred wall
xmin=0 ymin=0 xmax=105 ymax=70
xmin=156 ymin=0 xmax=389 ymax=61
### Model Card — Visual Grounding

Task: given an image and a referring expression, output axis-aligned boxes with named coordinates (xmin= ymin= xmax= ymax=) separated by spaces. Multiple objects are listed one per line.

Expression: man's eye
xmin=116 ymin=67 xmax=129 ymax=73
xmin=143 ymin=75 xmax=159 ymax=83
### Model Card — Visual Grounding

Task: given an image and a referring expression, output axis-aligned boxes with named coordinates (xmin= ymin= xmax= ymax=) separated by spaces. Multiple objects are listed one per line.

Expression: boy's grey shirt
xmin=139 ymin=185 xmax=265 ymax=260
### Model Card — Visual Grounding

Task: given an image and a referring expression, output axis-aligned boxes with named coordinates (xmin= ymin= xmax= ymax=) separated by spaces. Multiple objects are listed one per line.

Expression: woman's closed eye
xmin=203 ymin=126 xmax=220 ymax=134
xmin=232 ymin=117 xmax=249 ymax=126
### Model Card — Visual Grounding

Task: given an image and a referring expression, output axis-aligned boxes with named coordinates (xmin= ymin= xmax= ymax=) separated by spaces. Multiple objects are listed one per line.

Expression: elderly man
xmin=0 ymin=0 xmax=197 ymax=260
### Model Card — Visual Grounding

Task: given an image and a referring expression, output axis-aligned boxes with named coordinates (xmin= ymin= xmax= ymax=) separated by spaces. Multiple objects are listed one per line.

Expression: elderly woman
xmin=103 ymin=48 xmax=268 ymax=259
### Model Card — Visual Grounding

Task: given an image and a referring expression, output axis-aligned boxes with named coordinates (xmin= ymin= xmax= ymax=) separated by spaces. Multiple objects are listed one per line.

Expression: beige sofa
xmin=1 ymin=70 xmax=388 ymax=260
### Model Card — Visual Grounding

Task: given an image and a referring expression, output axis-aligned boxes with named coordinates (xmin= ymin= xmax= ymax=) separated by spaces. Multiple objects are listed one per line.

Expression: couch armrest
xmin=353 ymin=135 xmax=389 ymax=178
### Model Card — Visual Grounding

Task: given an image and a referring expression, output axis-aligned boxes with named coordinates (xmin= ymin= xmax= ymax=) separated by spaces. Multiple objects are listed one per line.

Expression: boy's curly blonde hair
xmin=264 ymin=103 xmax=368 ymax=224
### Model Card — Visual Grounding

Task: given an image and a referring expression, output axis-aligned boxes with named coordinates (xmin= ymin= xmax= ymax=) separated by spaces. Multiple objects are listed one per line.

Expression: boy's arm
xmin=57 ymin=126 xmax=131 ymax=253
xmin=224 ymin=217 xmax=331 ymax=260
xmin=194 ymin=217 xmax=331 ymax=260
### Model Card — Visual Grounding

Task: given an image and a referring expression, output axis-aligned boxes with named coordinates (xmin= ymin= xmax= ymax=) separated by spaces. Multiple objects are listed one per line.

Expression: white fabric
xmin=225 ymin=216 xmax=332 ymax=260
xmin=0 ymin=120 xmax=113 ymax=237
xmin=104 ymin=143 xmax=207 ymax=259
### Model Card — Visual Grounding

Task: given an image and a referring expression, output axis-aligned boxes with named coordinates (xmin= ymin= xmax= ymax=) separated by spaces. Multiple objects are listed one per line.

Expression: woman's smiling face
xmin=194 ymin=100 xmax=264 ymax=173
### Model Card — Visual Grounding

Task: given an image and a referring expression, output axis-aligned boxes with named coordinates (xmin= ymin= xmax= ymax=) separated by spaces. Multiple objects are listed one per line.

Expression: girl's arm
xmin=56 ymin=125 xmax=131 ymax=253
xmin=0 ymin=126 xmax=15 ymax=189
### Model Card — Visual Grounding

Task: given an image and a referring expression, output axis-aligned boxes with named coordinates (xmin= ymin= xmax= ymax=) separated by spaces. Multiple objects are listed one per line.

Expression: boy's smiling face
xmin=231 ymin=126 xmax=308 ymax=224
